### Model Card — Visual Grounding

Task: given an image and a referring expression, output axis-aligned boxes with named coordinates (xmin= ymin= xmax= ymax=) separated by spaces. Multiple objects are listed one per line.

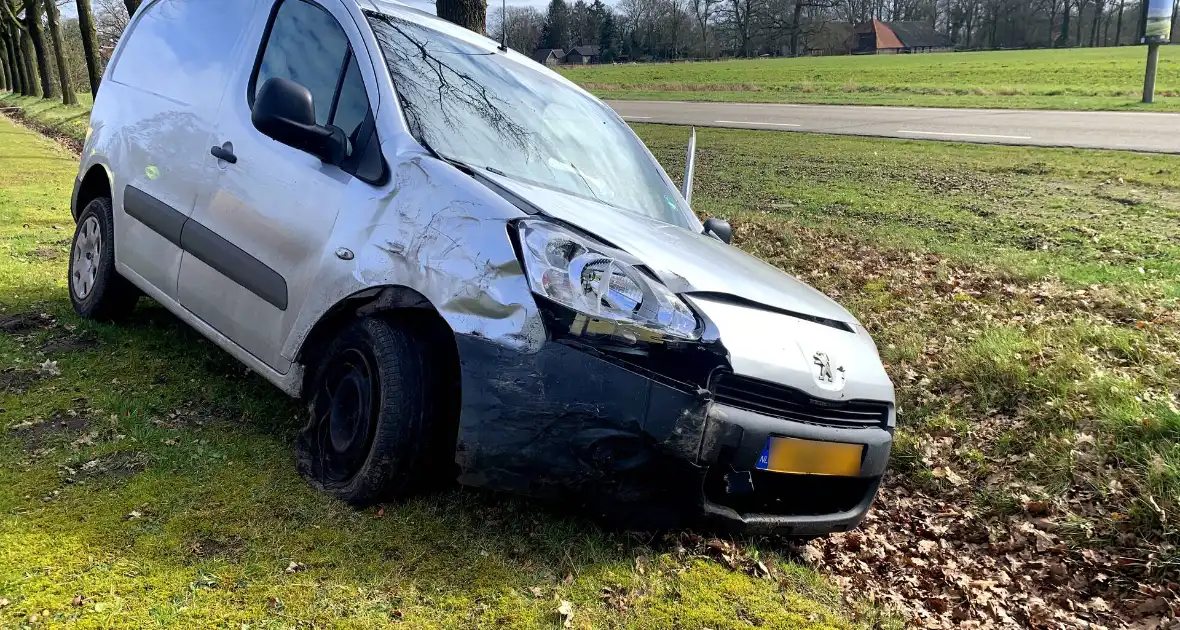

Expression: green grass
xmin=4 ymin=92 xmax=1179 ymax=624
xmin=0 ymin=110 xmax=884 ymax=627
xmin=561 ymin=46 xmax=1180 ymax=111
xmin=634 ymin=123 xmax=1180 ymax=545
xmin=0 ymin=92 xmax=93 ymax=147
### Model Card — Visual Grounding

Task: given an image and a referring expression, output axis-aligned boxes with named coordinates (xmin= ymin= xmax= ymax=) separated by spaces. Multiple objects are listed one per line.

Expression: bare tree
xmin=488 ymin=5 xmax=545 ymax=52
xmin=93 ymin=0 xmax=128 ymax=47
xmin=691 ymin=0 xmax=720 ymax=56
xmin=75 ymin=0 xmax=100 ymax=92
xmin=44 ymin=0 xmax=72 ymax=103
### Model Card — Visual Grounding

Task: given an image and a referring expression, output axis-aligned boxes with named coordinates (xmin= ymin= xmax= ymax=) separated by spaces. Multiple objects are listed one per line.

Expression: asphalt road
xmin=607 ymin=100 xmax=1180 ymax=153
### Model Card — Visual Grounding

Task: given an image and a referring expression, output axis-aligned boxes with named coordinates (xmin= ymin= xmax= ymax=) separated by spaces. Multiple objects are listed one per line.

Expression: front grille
xmin=713 ymin=373 xmax=889 ymax=428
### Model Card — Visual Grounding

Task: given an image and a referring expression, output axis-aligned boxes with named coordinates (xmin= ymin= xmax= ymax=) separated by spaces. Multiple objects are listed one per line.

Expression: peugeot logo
xmin=812 ymin=351 xmax=847 ymax=391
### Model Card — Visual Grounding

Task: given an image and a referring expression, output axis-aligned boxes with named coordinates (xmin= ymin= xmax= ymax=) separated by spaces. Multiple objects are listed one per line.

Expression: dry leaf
xmin=555 ymin=600 xmax=574 ymax=628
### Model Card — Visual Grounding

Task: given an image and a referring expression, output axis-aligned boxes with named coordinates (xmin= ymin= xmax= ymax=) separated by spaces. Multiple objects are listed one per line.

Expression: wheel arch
xmin=72 ymin=164 xmax=114 ymax=223
xmin=295 ymin=285 xmax=460 ymax=397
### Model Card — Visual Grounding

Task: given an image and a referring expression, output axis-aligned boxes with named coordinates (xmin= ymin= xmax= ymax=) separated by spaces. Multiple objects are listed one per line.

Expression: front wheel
xmin=69 ymin=197 xmax=138 ymax=321
xmin=296 ymin=316 xmax=441 ymax=505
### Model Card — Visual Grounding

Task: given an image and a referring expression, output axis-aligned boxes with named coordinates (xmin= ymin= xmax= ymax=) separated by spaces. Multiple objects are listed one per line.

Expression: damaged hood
xmin=482 ymin=173 xmax=855 ymax=325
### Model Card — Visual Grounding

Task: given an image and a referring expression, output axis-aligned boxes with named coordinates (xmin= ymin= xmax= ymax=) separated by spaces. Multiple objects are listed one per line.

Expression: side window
xmin=251 ymin=0 xmax=372 ymax=147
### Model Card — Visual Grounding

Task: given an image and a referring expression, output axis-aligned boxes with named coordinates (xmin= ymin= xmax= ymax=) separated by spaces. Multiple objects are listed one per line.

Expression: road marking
xmin=714 ymin=120 xmax=801 ymax=127
xmin=896 ymin=129 xmax=1032 ymax=140
xmin=622 ymin=115 xmax=652 ymax=120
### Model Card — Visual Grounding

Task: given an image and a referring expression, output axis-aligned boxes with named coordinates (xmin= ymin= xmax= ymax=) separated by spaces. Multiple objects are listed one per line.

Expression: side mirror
xmin=252 ymin=77 xmax=346 ymax=165
xmin=704 ymin=217 xmax=732 ymax=244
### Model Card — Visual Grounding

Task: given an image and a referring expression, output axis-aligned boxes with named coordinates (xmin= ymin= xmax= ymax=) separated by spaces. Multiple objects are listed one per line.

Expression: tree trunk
xmin=21 ymin=28 xmax=39 ymax=96
xmin=0 ymin=31 xmax=11 ymax=92
xmin=123 ymin=0 xmax=139 ymax=16
xmin=43 ymin=0 xmax=73 ymax=104
xmin=23 ymin=0 xmax=52 ymax=97
xmin=1115 ymin=0 xmax=1124 ymax=44
xmin=437 ymin=0 xmax=486 ymax=33
xmin=1089 ymin=1 xmax=1101 ymax=45
xmin=1057 ymin=0 xmax=1071 ymax=45
xmin=75 ymin=0 xmax=100 ymax=94
xmin=789 ymin=0 xmax=804 ymax=55
xmin=5 ymin=27 xmax=26 ymax=95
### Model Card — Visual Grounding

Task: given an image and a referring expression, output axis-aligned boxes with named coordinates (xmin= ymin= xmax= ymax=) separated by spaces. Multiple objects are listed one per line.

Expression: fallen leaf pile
xmin=729 ymin=216 xmax=1180 ymax=628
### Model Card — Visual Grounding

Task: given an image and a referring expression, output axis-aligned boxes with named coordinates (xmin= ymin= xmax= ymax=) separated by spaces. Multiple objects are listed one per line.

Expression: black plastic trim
xmin=179 ymin=219 xmax=289 ymax=311
xmin=123 ymin=185 xmax=185 ymax=246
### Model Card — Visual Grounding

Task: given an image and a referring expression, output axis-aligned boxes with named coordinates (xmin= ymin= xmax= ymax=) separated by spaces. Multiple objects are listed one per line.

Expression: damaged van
xmin=69 ymin=0 xmax=895 ymax=535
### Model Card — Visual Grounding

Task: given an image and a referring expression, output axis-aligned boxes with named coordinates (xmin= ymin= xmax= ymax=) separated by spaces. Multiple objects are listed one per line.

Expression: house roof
xmin=863 ymin=19 xmax=904 ymax=49
xmin=532 ymin=48 xmax=563 ymax=63
xmin=566 ymin=45 xmax=600 ymax=56
xmin=886 ymin=21 xmax=952 ymax=48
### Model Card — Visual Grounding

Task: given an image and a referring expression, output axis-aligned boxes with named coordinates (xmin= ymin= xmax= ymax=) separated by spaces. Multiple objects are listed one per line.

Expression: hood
xmin=482 ymin=173 xmax=856 ymax=325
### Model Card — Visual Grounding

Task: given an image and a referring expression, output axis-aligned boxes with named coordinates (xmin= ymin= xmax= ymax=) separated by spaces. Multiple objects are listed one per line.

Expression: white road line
xmin=714 ymin=120 xmax=802 ymax=127
xmin=896 ymin=129 xmax=1032 ymax=140
xmin=622 ymin=115 xmax=652 ymax=120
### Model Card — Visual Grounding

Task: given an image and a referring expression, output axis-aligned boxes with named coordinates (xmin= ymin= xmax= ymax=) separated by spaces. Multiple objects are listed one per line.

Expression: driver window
xmin=251 ymin=0 xmax=370 ymax=149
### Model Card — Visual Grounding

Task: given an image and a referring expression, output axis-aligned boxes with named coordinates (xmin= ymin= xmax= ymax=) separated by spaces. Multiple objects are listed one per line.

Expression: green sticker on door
xmin=145 ymin=165 xmax=160 ymax=180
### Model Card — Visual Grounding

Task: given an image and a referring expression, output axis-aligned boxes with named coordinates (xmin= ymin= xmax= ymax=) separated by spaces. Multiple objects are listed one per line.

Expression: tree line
xmin=488 ymin=0 xmax=1174 ymax=59
xmin=1 ymin=0 xmax=1172 ymax=106
xmin=0 ymin=0 xmax=136 ymax=101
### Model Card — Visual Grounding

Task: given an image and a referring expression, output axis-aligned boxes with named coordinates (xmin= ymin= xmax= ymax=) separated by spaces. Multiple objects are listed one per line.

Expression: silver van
xmin=68 ymin=0 xmax=894 ymax=535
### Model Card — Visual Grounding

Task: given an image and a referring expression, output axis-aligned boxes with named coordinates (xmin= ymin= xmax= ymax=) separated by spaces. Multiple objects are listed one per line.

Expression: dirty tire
xmin=296 ymin=316 xmax=437 ymax=506
xmin=69 ymin=197 xmax=138 ymax=321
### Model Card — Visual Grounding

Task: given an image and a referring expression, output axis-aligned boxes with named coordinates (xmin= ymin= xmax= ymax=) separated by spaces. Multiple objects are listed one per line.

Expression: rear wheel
xmin=69 ymin=197 xmax=138 ymax=321
xmin=296 ymin=316 xmax=446 ymax=505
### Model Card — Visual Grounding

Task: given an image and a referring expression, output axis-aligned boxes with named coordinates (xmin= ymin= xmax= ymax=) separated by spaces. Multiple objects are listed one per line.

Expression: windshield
xmin=365 ymin=10 xmax=695 ymax=229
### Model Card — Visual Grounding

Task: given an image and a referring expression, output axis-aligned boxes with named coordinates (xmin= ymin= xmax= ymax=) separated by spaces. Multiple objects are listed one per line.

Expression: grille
xmin=713 ymin=373 xmax=889 ymax=428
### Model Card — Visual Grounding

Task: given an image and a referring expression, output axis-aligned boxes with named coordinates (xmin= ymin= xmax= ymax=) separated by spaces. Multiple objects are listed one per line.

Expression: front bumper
xmin=453 ymin=334 xmax=892 ymax=536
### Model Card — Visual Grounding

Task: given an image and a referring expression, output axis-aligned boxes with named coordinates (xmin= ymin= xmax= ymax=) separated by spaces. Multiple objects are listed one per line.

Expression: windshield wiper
xmin=561 ymin=161 xmax=602 ymax=203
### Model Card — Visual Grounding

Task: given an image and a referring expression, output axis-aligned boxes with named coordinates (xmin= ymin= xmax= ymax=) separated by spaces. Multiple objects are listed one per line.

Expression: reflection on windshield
xmin=365 ymin=11 xmax=694 ymax=229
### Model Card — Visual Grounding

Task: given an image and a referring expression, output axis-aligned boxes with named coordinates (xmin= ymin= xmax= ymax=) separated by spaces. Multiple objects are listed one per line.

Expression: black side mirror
xmin=704 ymin=217 xmax=732 ymax=244
xmin=252 ymin=77 xmax=346 ymax=165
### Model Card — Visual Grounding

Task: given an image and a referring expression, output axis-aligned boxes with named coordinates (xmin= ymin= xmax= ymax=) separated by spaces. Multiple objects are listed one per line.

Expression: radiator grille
xmin=713 ymin=373 xmax=888 ymax=428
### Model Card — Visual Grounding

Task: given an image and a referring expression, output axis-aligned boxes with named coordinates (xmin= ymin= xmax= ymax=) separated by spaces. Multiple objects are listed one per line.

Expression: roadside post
xmin=1140 ymin=0 xmax=1172 ymax=103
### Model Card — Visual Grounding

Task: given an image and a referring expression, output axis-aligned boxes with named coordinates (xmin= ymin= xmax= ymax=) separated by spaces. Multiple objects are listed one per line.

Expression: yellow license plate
xmin=756 ymin=437 xmax=863 ymax=476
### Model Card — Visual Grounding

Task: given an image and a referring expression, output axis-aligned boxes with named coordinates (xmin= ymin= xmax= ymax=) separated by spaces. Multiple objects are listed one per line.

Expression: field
xmin=561 ymin=46 xmax=1180 ymax=111
xmin=2 ymin=93 xmax=1179 ymax=627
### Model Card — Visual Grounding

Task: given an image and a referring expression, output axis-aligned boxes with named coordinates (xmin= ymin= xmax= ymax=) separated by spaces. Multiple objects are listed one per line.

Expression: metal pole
xmin=1143 ymin=43 xmax=1161 ymax=103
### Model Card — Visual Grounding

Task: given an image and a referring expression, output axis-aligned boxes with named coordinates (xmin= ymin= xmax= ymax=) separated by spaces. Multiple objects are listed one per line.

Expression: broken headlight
xmin=518 ymin=219 xmax=701 ymax=341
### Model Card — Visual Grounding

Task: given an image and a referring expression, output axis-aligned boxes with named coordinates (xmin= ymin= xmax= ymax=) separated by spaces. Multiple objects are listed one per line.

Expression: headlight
xmin=518 ymin=219 xmax=700 ymax=341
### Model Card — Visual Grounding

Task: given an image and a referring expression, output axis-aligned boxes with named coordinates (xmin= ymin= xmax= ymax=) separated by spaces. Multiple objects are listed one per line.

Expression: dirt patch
xmin=69 ymin=451 xmax=148 ymax=480
xmin=28 ymin=247 xmax=62 ymax=260
xmin=186 ymin=534 xmax=247 ymax=561
xmin=0 ymin=369 xmax=42 ymax=393
xmin=40 ymin=332 xmax=98 ymax=355
xmin=0 ymin=312 xmax=54 ymax=334
xmin=11 ymin=413 xmax=91 ymax=451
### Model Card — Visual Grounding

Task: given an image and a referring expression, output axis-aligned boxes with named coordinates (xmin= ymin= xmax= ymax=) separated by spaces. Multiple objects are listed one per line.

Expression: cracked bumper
xmin=452 ymin=333 xmax=892 ymax=536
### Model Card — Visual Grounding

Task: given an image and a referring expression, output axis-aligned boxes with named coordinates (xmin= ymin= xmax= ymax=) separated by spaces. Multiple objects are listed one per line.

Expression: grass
xmin=560 ymin=46 xmax=1180 ymax=111
xmin=0 ymin=108 xmax=881 ymax=627
xmin=633 ymin=123 xmax=1180 ymax=546
xmin=0 ymin=93 xmax=93 ymax=146
xmin=4 ymin=93 xmax=1179 ymax=625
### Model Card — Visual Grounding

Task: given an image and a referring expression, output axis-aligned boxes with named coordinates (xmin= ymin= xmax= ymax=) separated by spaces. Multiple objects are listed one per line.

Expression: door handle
xmin=210 ymin=144 xmax=237 ymax=164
